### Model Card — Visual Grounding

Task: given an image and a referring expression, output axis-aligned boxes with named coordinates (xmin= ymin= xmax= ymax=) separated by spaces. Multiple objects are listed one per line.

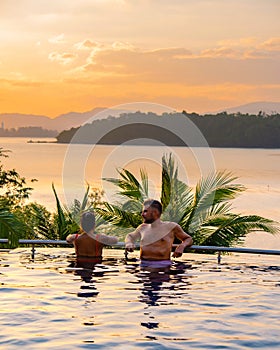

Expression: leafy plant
xmin=96 ymin=154 xmax=279 ymax=246
xmin=0 ymin=205 xmax=24 ymax=247
xmin=0 ymin=148 xmax=36 ymax=246
xmin=0 ymin=147 xmax=36 ymax=207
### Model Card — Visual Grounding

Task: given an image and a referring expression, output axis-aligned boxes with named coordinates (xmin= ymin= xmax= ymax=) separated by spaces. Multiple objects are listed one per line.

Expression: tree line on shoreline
xmin=0 ymin=126 xmax=57 ymax=138
xmin=56 ymin=111 xmax=280 ymax=148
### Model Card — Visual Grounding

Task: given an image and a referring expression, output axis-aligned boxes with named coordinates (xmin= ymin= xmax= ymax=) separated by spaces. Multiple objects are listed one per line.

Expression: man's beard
xmin=143 ymin=218 xmax=155 ymax=224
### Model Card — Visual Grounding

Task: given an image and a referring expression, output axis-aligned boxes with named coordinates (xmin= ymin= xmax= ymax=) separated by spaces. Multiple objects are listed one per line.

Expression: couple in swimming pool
xmin=66 ymin=199 xmax=193 ymax=268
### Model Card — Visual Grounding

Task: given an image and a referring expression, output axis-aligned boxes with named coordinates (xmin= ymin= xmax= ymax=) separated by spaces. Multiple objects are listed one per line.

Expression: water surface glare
xmin=0 ymin=248 xmax=280 ymax=349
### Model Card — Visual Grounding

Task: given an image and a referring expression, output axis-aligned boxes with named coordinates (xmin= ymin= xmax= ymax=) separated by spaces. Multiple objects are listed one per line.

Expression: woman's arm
xmin=66 ymin=234 xmax=77 ymax=244
xmin=99 ymin=234 xmax=119 ymax=246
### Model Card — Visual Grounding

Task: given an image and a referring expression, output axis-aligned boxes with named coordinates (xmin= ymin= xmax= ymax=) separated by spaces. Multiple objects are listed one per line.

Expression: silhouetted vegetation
xmin=56 ymin=111 xmax=280 ymax=148
xmin=0 ymin=126 xmax=57 ymax=137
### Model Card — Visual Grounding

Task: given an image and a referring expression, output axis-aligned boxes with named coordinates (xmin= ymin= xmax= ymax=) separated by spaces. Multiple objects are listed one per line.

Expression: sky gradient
xmin=0 ymin=0 xmax=279 ymax=117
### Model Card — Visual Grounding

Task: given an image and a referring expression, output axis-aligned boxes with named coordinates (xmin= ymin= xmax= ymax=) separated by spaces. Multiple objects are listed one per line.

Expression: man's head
xmin=141 ymin=199 xmax=162 ymax=223
xmin=81 ymin=211 xmax=95 ymax=233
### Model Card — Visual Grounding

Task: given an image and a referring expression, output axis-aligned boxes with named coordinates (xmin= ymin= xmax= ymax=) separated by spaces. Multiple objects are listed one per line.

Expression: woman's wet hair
xmin=143 ymin=199 xmax=163 ymax=214
xmin=81 ymin=211 xmax=96 ymax=233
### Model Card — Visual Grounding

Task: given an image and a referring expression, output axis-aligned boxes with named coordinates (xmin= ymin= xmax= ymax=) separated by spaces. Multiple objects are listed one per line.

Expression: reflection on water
xmin=1 ymin=248 xmax=279 ymax=349
xmin=125 ymin=262 xmax=191 ymax=308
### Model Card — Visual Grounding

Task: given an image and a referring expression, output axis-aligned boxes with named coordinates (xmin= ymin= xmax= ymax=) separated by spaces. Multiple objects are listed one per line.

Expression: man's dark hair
xmin=81 ymin=211 xmax=95 ymax=233
xmin=143 ymin=199 xmax=163 ymax=214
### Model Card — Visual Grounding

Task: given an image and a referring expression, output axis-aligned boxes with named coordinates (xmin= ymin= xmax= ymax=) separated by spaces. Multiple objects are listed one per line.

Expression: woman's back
xmin=74 ymin=233 xmax=104 ymax=258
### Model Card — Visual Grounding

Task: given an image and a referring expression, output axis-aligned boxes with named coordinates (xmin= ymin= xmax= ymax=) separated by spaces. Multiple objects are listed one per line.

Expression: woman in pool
xmin=66 ymin=211 xmax=118 ymax=267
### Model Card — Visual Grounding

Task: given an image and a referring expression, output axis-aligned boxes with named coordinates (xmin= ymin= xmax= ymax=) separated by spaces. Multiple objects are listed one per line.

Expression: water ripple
xmin=0 ymin=249 xmax=280 ymax=349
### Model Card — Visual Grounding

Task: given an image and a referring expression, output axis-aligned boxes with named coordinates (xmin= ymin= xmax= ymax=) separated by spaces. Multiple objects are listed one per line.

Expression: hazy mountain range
xmin=0 ymin=101 xmax=279 ymax=132
xmin=214 ymin=101 xmax=280 ymax=115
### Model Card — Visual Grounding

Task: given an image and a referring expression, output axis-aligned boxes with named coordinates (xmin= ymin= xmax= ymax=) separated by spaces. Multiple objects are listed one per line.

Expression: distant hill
xmin=0 ymin=113 xmax=52 ymax=130
xmin=0 ymin=108 xmax=107 ymax=132
xmin=214 ymin=101 xmax=280 ymax=115
xmin=50 ymin=107 xmax=106 ymax=131
xmin=0 ymin=107 xmax=133 ymax=132
xmin=1 ymin=102 xmax=279 ymax=133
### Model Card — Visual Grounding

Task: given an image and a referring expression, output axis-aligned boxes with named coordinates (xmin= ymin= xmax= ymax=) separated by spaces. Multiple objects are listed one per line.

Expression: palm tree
xmin=37 ymin=184 xmax=105 ymax=240
xmin=0 ymin=205 xmax=25 ymax=247
xmin=95 ymin=154 xmax=279 ymax=246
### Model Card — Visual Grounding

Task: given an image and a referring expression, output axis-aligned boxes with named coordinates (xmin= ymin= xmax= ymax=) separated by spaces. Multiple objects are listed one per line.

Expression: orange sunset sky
xmin=0 ymin=0 xmax=279 ymax=117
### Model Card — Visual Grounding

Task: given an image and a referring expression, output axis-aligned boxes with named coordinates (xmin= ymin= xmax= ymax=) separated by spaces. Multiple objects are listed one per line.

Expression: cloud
xmin=74 ymin=39 xmax=103 ymax=50
xmin=201 ymin=47 xmax=238 ymax=58
xmin=48 ymin=52 xmax=77 ymax=64
xmin=259 ymin=37 xmax=280 ymax=52
xmin=217 ymin=37 xmax=258 ymax=48
xmin=207 ymin=37 xmax=280 ymax=59
xmin=73 ymin=41 xmax=279 ymax=87
xmin=0 ymin=78 xmax=41 ymax=88
xmin=48 ymin=33 xmax=66 ymax=44
xmin=112 ymin=41 xmax=135 ymax=50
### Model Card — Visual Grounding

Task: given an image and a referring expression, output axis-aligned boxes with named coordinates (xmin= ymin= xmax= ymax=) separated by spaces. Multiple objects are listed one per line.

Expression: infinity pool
xmin=1 ymin=248 xmax=279 ymax=349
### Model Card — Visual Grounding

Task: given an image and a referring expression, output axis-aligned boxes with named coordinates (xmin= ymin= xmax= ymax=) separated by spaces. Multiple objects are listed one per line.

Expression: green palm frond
xmin=0 ymin=206 xmax=23 ymax=247
xmin=161 ymin=154 xmax=194 ymax=221
xmin=81 ymin=183 xmax=91 ymax=211
xmin=104 ymin=168 xmax=143 ymax=200
xmin=97 ymin=153 xmax=279 ymax=247
xmin=24 ymin=203 xmax=56 ymax=240
xmin=198 ymin=171 xmax=245 ymax=206
xmin=95 ymin=202 xmax=141 ymax=228
xmin=184 ymin=171 xmax=245 ymax=233
xmin=122 ymin=199 xmax=143 ymax=213
xmin=163 ymin=180 xmax=193 ymax=223
xmin=52 ymin=183 xmax=80 ymax=239
xmin=200 ymin=214 xmax=278 ymax=246
xmin=161 ymin=161 xmax=171 ymax=212
xmin=140 ymin=168 xmax=149 ymax=199
xmin=52 ymin=183 xmax=69 ymax=237
xmin=0 ymin=207 xmax=15 ymax=236
xmin=161 ymin=154 xmax=179 ymax=211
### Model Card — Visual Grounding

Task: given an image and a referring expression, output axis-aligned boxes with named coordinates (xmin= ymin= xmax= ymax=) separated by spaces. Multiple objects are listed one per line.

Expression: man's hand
xmin=125 ymin=243 xmax=135 ymax=252
xmin=172 ymin=244 xmax=185 ymax=258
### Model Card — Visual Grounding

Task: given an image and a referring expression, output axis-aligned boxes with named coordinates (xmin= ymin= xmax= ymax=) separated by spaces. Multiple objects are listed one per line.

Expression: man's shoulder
xmin=162 ymin=221 xmax=178 ymax=228
xmin=137 ymin=223 xmax=148 ymax=228
xmin=136 ymin=223 xmax=149 ymax=231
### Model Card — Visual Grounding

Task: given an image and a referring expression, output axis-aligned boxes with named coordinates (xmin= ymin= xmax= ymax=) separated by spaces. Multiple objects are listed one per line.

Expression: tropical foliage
xmin=96 ymin=154 xmax=279 ymax=246
xmin=0 ymin=147 xmax=104 ymax=246
xmin=49 ymin=183 xmax=104 ymax=240
xmin=0 ymin=148 xmax=36 ymax=207
xmin=0 ymin=148 xmax=36 ymax=245
xmin=13 ymin=184 xmax=105 ymax=242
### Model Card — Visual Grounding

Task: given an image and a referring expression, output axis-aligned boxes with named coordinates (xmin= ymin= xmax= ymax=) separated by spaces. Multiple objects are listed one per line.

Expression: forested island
xmin=56 ymin=111 xmax=280 ymax=148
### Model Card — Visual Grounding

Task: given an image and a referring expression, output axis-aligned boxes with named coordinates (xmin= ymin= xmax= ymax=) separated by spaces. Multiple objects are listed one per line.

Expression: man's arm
xmin=172 ymin=224 xmax=193 ymax=258
xmin=125 ymin=227 xmax=141 ymax=252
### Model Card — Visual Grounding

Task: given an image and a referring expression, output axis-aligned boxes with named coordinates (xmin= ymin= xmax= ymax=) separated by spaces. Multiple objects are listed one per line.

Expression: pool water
xmin=0 ymin=248 xmax=280 ymax=349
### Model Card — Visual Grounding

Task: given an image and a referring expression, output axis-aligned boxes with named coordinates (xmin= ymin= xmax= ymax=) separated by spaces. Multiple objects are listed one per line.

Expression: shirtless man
xmin=125 ymin=199 xmax=193 ymax=267
xmin=67 ymin=211 xmax=118 ymax=266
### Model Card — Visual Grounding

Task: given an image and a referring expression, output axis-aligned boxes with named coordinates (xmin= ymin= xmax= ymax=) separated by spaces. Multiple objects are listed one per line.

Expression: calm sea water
xmin=1 ymin=137 xmax=280 ymax=249
xmin=0 ymin=248 xmax=279 ymax=349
